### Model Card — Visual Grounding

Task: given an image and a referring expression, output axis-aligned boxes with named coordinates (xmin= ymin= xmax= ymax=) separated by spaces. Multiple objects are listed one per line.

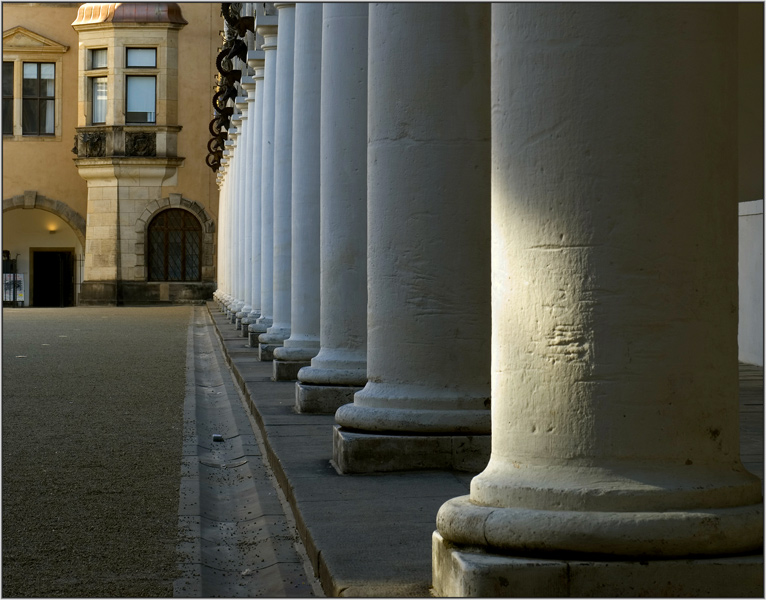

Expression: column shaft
xmin=272 ymin=2 xmax=323 ymax=379
xmin=333 ymin=3 xmax=492 ymax=472
xmin=249 ymin=14 xmax=279 ymax=347
xmin=259 ymin=2 xmax=297 ymax=359
xmin=296 ymin=2 xmax=368 ymax=412
xmin=435 ymin=5 xmax=761 ymax=596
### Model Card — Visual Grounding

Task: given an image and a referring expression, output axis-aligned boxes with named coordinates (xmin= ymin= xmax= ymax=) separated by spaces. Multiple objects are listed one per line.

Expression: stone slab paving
xmin=174 ymin=306 xmax=321 ymax=597
xmin=208 ymin=301 xmax=765 ymax=598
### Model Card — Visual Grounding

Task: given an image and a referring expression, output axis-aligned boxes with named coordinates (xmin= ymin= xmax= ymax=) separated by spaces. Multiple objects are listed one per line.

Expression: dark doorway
xmin=32 ymin=250 xmax=74 ymax=307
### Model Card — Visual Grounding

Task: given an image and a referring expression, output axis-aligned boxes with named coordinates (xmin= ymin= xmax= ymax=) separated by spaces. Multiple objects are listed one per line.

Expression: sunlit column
xmin=272 ymin=2 xmax=323 ymax=380
xmin=248 ymin=12 xmax=279 ymax=349
xmin=243 ymin=49 xmax=266 ymax=338
xmin=433 ymin=5 xmax=763 ymax=596
xmin=226 ymin=116 xmax=243 ymax=323
xmin=258 ymin=1 xmax=296 ymax=361
xmin=236 ymin=80 xmax=254 ymax=333
xmin=333 ymin=3 xmax=492 ymax=472
xmin=295 ymin=2 xmax=368 ymax=412
xmin=221 ymin=139 xmax=235 ymax=317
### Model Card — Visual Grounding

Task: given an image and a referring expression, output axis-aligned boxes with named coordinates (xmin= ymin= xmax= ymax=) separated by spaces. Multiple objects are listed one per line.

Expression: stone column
xmin=214 ymin=167 xmax=228 ymax=309
xmin=272 ymin=2 xmax=323 ymax=381
xmin=433 ymin=5 xmax=763 ymax=597
xmin=221 ymin=140 xmax=235 ymax=317
xmin=295 ymin=2 xmax=368 ymax=412
xmin=242 ymin=50 xmax=266 ymax=337
xmin=248 ymin=14 xmax=279 ymax=349
xmin=232 ymin=99 xmax=249 ymax=329
xmin=226 ymin=118 xmax=243 ymax=323
xmin=236 ymin=81 xmax=254 ymax=334
xmin=333 ymin=3 xmax=492 ymax=473
xmin=258 ymin=2 xmax=296 ymax=361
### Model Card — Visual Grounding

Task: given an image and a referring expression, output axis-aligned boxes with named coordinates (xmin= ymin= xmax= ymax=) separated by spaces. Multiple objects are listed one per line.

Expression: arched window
xmin=147 ymin=209 xmax=201 ymax=281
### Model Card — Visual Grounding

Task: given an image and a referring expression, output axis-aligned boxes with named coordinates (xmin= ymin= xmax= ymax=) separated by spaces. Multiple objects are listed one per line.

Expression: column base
xmin=258 ymin=342 xmax=281 ymax=361
xmin=272 ymin=359 xmax=310 ymax=381
xmin=239 ymin=318 xmax=251 ymax=337
xmin=332 ymin=425 xmax=490 ymax=474
xmin=235 ymin=317 xmax=242 ymax=330
xmin=295 ymin=382 xmax=360 ymax=414
xmin=431 ymin=531 xmax=764 ymax=598
xmin=248 ymin=330 xmax=261 ymax=348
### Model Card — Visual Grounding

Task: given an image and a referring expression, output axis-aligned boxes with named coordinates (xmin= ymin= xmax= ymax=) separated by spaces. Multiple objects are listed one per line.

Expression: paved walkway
xmin=207 ymin=301 xmax=764 ymax=597
xmin=2 ymin=306 xmax=191 ymax=597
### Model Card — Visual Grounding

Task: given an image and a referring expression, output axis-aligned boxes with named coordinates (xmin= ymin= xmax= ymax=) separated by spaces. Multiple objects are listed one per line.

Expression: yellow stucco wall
xmin=2 ymin=3 xmax=87 ymax=213
xmin=164 ymin=2 xmax=220 ymax=219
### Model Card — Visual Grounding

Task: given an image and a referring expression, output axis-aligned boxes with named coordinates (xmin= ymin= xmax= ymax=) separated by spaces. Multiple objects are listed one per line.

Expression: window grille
xmin=147 ymin=209 xmax=202 ymax=282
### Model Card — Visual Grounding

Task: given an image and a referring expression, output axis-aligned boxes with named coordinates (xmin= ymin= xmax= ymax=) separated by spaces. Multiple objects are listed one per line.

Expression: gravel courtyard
xmin=2 ymin=306 xmax=192 ymax=597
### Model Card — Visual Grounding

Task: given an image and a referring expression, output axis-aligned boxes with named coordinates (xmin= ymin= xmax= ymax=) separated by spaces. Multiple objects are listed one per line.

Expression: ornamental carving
xmin=126 ymin=132 xmax=157 ymax=157
xmin=79 ymin=131 xmax=106 ymax=157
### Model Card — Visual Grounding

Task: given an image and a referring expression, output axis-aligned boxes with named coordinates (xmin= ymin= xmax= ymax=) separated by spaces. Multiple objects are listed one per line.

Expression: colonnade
xmin=213 ymin=3 xmax=762 ymax=596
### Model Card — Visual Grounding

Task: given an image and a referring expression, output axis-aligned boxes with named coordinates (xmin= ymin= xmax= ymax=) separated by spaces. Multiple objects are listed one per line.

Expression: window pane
xmin=22 ymin=63 xmax=38 ymax=96
xmin=3 ymin=63 xmax=13 ymax=135
xmin=126 ymin=76 xmax=155 ymax=123
xmin=167 ymin=230 xmax=182 ymax=281
xmin=41 ymin=99 xmax=54 ymax=134
xmin=22 ymin=98 xmax=38 ymax=134
xmin=40 ymin=64 xmax=54 ymax=97
xmin=92 ymin=77 xmax=107 ymax=123
xmin=126 ymin=48 xmax=156 ymax=68
xmin=3 ymin=62 xmax=13 ymax=97
xmin=90 ymin=48 xmax=107 ymax=69
xmin=185 ymin=231 xmax=200 ymax=280
xmin=148 ymin=230 xmax=165 ymax=280
xmin=2 ymin=99 xmax=12 ymax=135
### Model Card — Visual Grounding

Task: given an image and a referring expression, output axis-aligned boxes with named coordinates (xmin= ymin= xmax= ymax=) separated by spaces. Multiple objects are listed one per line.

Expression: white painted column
xmin=226 ymin=117 xmax=243 ymax=322
xmin=296 ymin=2 xmax=368 ymax=412
xmin=233 ymin=98 xmax=249 ymax=327
xmin=258 ymin=2 xmax=296 ymax=360
xmin=222 ymin=139 xmax=235 ymax=315
xmin=272 ymin=2 xmax=323 ymax=380
xmin=333 ymin=3 xmax=492 ymax=473
xmin=248 ymin=14 xmax=279 ymax=348
xmin=214 ymin=169 xmax=227 ymax=308
xmin=236 ymin=79 xmax=254 ymax=332
xmin=243 ymin=50 xmax=266 ymax=337
xmin=434 ymin=5 xmax=763 ymax=596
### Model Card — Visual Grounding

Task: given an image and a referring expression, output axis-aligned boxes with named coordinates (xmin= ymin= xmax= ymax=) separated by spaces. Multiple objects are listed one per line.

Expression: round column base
xmin=436 ymin=495 xmax=763 ymax=558
xmin=259 ymin=326 xmax=290 ymax=345
xmin=295 ymin=382 xmax=360 ymax=414
xmin=298 ymin=364 xmax=367 ymax=387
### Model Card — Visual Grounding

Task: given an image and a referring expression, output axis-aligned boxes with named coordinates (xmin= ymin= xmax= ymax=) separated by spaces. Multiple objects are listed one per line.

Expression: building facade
xmin=2 ymin=2 xmax=220 ymax=306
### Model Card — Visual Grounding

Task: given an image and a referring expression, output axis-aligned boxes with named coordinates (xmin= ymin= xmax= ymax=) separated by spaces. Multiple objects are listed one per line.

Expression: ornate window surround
xmin=2 ymin=26 xmax=68 ymax=141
